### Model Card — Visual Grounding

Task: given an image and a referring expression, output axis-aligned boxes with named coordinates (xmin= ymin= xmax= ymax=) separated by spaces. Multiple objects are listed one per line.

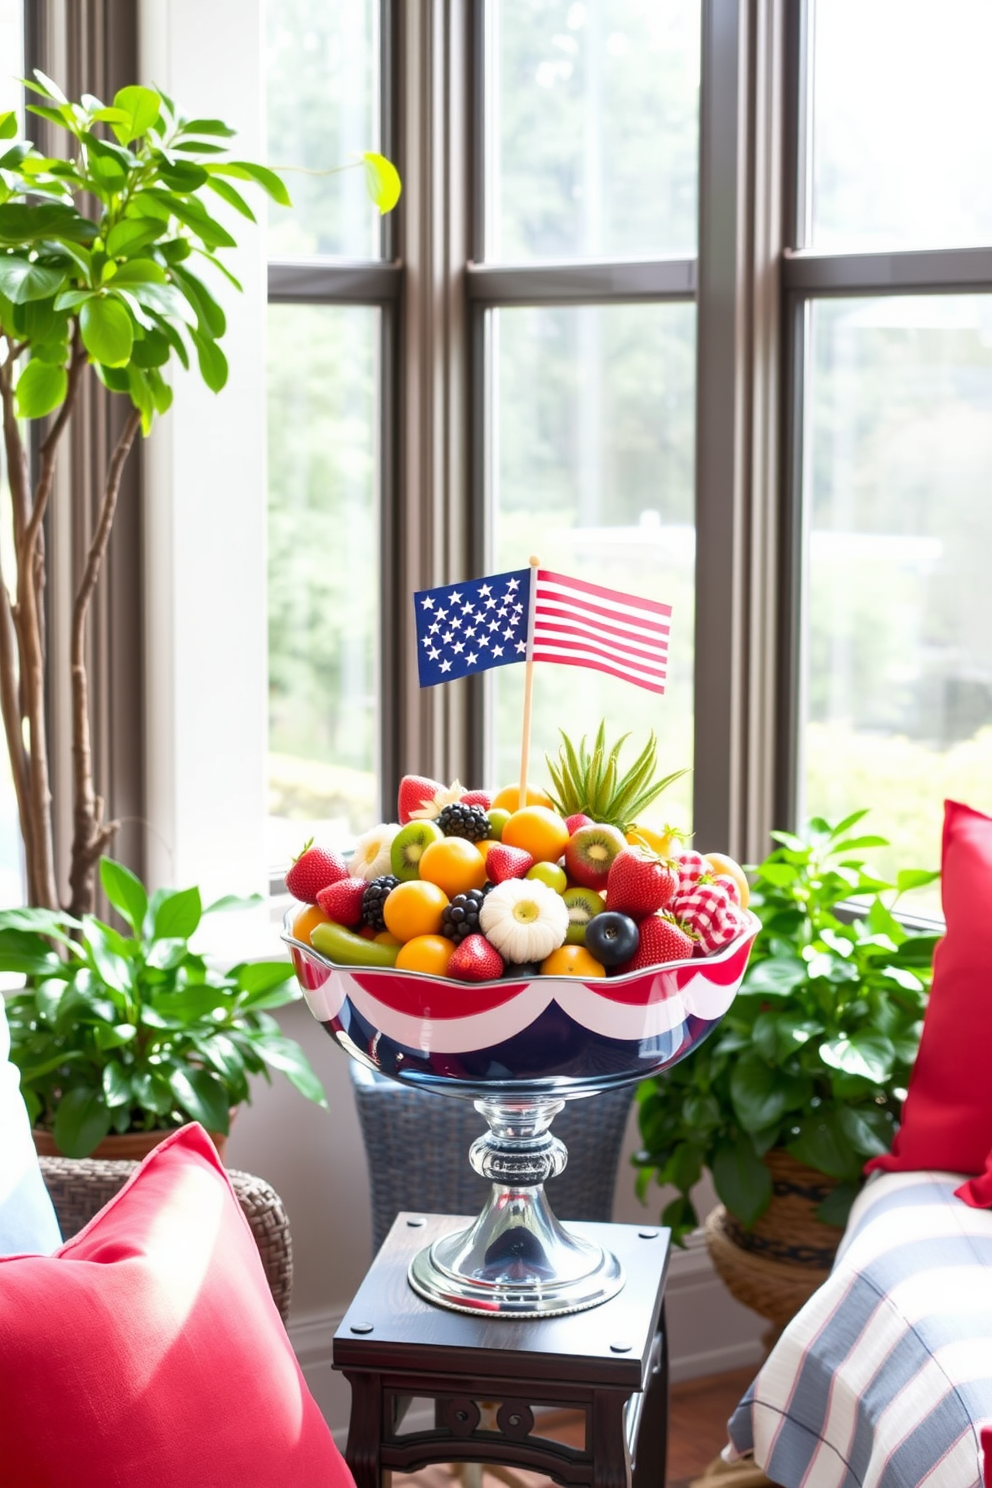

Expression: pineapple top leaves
xmin=545 ymin=722 xmax=687 ymax=833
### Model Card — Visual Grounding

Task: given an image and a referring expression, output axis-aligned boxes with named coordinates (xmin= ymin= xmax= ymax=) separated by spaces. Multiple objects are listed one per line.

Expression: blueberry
xmin=585 ymin=912 xmax=639 ymax=968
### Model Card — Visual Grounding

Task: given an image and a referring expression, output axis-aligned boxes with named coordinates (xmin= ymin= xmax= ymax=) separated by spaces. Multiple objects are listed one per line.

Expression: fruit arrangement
xmin=285 ymin=727 xmax=752 ymax=986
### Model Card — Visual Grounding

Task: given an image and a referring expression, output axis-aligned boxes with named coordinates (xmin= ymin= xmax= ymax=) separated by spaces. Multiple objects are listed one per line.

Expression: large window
xmin=789 ymin=0 xmax=992 ymax=912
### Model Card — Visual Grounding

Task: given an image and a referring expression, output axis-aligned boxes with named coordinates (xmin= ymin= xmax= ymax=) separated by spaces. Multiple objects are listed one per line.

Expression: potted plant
xmin=1 ymin=856 xmax=327 ymax=1158
xmin=634 ymin=812 xmax=939 ymax=1305
xmin=0 ymin=74 xmax=399 ymax=916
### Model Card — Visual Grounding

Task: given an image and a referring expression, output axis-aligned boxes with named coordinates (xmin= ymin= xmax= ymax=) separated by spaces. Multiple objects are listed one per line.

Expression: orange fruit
xmin=417 ymin=837 xmax=487 ymax=897
xmin=477 ymin=838 xmax=498 ymax=865
xmin=382 ymin=879 xmax=449 ymax=941
xmin=704 ymin=851 xmax=750 ymax=908
xmin=374 ymin=930 xmax=402 ymax=946
xmin=491 ymin=782 xmax=555 ymax=813
xmin=396 ymin=934 xmax=456 ymax=976
xmin=540 ymin=944 xmax=606 ymax=978
xmin=502 ymin=805 xmax=570 ymax=863
xmin=292 ymin=904 xmax=329 ymax=944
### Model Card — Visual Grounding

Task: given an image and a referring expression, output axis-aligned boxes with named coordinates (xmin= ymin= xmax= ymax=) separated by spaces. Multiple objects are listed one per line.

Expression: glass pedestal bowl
xmin=284 ymin=908 xmax=760 ymax=1318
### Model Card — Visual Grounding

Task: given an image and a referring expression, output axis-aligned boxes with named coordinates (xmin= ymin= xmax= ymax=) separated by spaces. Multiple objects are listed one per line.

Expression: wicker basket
xmin=33 ymin=1118 xmax=232 ymax=1163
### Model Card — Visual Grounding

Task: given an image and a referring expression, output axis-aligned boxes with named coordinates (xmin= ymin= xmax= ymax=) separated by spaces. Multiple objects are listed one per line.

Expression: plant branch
xmin=68 ymin=405 xmax=142 ymax=917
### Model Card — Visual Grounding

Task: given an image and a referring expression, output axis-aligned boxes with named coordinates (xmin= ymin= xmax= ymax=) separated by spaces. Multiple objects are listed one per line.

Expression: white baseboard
xmin=288 ymin=1229 xmax=763 ymax=1437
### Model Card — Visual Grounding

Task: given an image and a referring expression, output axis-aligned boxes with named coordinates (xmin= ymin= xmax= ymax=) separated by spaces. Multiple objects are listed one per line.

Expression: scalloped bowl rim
xmin=281 ymin=905 xmax=762 ymax=992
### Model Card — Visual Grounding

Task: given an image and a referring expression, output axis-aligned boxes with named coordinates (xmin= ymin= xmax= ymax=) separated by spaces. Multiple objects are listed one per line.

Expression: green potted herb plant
xmin=2 ymin=857 xmax=326 ymax=1158
xmin=634 ymin=812 xmax=938 ymax=1322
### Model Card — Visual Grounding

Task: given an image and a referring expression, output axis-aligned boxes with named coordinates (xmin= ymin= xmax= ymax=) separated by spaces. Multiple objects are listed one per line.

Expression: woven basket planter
xmin=704 ymin=1149 xmax=846 ymax=1348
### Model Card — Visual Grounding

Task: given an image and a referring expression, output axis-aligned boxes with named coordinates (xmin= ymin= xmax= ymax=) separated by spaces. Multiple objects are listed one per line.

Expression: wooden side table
xmin=333 ymin=1213 xmax=670 ymax=1488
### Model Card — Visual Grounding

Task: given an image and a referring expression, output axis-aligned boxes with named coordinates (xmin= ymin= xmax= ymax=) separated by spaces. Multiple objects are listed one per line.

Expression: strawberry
xmin=674 ymin=881 xmax=743 ymax=954
xmin=285 ymin=840 xmax=348 ymax=903
xmin=447 ymin=933 xmax=504 ymax=982
xmin=605 ymin=846 xmax=678 ymax=920
xmin=461 ymin=789 xmax=493 ymax=812
xmin=486 ymin=844 xmax=535 ymax=883
xmin=565 ymin=812 xmax=594 ymax=835
xmin=619 ymin=912 xmax=695 ymax=972
xmin=397 ymin=774 xmax=446 ymax=824
xmin=315 ymin=877 xmax=367 ymax=927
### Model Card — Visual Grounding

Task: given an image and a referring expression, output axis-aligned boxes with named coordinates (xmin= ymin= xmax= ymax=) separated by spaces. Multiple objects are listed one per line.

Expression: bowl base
xmin=408 ymin=1224 xmax=624 ymax=1318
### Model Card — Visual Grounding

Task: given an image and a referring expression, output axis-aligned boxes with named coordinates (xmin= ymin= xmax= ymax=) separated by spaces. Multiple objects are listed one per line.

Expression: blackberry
xmin=436 ymin=802 xmax=490 ymax=842
xmin=441 ymin=888 xmax=488 ymax=943
xmin=361 ymin=875 xmax=400 ymax=932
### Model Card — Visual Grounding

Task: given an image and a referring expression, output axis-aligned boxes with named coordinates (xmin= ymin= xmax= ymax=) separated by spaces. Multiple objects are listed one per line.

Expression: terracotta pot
xmin=33 ymin=1115 xmax=234 ymax=1163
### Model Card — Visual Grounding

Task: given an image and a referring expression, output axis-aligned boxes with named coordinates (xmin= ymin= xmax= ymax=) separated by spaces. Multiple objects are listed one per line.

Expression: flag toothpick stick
xmin=518 ymin=555 xmax=541 ymax=812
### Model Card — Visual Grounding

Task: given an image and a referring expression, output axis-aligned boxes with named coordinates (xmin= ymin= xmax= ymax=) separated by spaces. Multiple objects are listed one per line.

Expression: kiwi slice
xmin=390 ymin=820 xmax=443 ymax=881
xmin=562 ymin=886 xmax=605 ymax=945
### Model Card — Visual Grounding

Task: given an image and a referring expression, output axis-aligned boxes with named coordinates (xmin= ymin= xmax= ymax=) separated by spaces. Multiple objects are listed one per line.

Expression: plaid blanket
xmin=726 ymin=1170 xmax=992 ymax=1488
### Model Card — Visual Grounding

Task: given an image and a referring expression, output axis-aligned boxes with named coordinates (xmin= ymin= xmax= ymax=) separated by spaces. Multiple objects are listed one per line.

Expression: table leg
xmin=632 ymin=1302 xmax=668 ymax=1488
xmin=344 ymin=1371 xmax=384 ymax=1488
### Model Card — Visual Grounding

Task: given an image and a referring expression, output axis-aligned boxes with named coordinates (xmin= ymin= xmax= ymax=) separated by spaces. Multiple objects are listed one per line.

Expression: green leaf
xmin=742 ymin=956 xmax=807 ymax=996
xmin=0 ymin=110 xmax=16 ymax=140
xmin=80 ymin=295 xmax=134 ymax=366
xmin=168 ymin=1066 xmax=230 ymax=1131
xmin=838 ymin=1103 xmax=894 ymax=1158
xmin=0 ymin=926 xmax=65 ymax=974
xmin=787 ymin=1108 xmax=863 ymax=1180
xmin=252 ymin=1035 xmax=326 ymax=1106
xmin=818 ymin=1031 xmax=894 ymax=1084
xmin=660 ymin=1194 xmax=699 ymax=1247
xmin=99 ymin=857 xmax=148 ymax=935
xmin=180 ymin=117 xmax=237 ymax=138
xmin=204 ymin=893 xmax=263 ymax=914
xmin=362 ymin=152 xmax=401 ymax=213
xmin=92 ymin=1022 xmax=137 ymax=1051
xmin=190 ymin=329 xmax=228 ymax=392
xmin=32 ymin=70 xmax=69 ymax=105
xmin=132 ymin=1069 xmax=173 ymax=1115
xmin=109 ymin=258 xmax=167 ymax=286
xmin=730 ymin=1053 xmax=810 ymax=1132
xmin=180 ymin=118 xmax=237 ymax=138
xmin=235 ymin=961 xmax=293 ymax=997
xmin=112 ymin=85 xmax=161 ymax=142
xmin=895 ymin=868 xmax=940 ymax=893
xmin=105 ymin=219 xmax=162 ymax=258
xmin=139 ymin=188 xmax=236 ymax=249
xmin=0 ymin=906 xmax=78 ymax=936
xmin=171 ymin=264 xmax=225 ymax=336
xmin=102 ymin=1058 xmax=133 ymax=1108
xmin=153 ymin=983 xmax=228 ymax=1021
xmin=711 ymin=1136 xmax=773 ymax=1228
xmin=816 ymin=1182 xmax=859 ymax=1228
xmin=0 ymin=257 xmax=66 ymax=304
xmin=205 ymin=175 xmax=256 ymax=221
xmin=152 ymin=885 xmax=202 ymax=941
xmin=15 ymin=358 xmax=68 ymax=418
xmin=210 ymin=159 xmax=290 ymax=206
xmin=52 ymin=1085 xmax=113 ymax=1158
xmin=830 ymin=835 xmax=889 ymax=854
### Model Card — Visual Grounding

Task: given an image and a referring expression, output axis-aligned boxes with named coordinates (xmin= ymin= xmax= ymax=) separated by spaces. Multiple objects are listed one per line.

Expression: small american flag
xmin=414 ymin=566 xmax=671 ymax=694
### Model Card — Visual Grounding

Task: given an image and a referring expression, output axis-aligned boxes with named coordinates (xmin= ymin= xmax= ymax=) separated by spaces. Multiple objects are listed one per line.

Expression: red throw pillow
xmin=866 ymin=799 xmax=992 ymax=1178
xmin=0 ymin=1124 xmax=352 ymax=1488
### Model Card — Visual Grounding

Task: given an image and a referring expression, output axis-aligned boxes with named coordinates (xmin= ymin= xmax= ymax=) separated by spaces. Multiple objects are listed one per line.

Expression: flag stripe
xmin=533 ymin=637 xmax=667 ymax=681
xmin=533 ymin=568 xmax=670 ymax=695
xmin=538 ymin=568 xmax=673 ymax=618
xmin=531 ymin=651 xmax=667 ymax=694
xmin=533 ymin=611 xmax=670 ymax=661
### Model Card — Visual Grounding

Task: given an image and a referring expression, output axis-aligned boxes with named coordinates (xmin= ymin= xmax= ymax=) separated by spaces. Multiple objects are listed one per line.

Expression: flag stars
xmin=429 ymin=647 xmax=441 ymax=660
xmin=515 ymin=640 xmax=526 ymax=654
xmin=492 ymin=645 xmax=504 ymax=657
xmin=436 ymin=608 xmax=447 ymax=621
xmin=461 ymin=602 xmax=475 ymax=615
xmin=465 ymin=626 xmax=476 ymax=638
xmin=466 ymin=652 xmax=478 ymax=665
xmin=450 ymin=616 xmax=462 ymax=629
xmin=442 ymin=630 xmax=454 ymax=644
xmin=449 ymin=590 xmax=462 ymax=604
xmin=489 ymin=619 xmax=500 ymax=631
xmin=478 ymin=633 xmax=490 ymax=647
xmin=507 ymin=577 xmax=519 ymax=591
xmin=452 ymin=640 xmax=465 ymax=654
xmin=485 ymin=596 xmax=497 ymax=609
xmin=503 ymin=627 xmax=515 ymax=640
xmin=429 ymin=621 xmax=440 ymax=635
xmin=479 ymin=584 xmax=492 ymax=597
xmin=421 ymin=595 xmax=435 ymax=610
xmin=440 ymin=659 xmax=452 ymax=673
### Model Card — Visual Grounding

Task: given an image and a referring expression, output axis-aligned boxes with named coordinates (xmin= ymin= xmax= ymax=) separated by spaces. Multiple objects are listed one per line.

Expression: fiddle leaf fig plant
xmin=0 ymin=74 xmax=398 ymax=915
xmin=2 ymin=856 xmax=325 ymax=1157
xmin=634 ymin=812 xmax=940 ymax=1244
